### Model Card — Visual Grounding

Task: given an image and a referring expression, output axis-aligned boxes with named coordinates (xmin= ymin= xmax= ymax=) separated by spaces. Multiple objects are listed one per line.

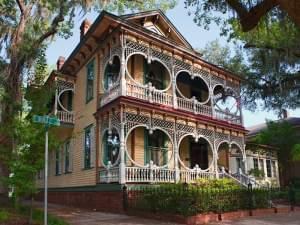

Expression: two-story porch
xmin=96 ymin=98 xmax=251 ymax=186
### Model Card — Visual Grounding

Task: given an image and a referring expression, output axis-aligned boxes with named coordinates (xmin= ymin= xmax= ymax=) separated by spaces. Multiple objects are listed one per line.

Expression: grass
xmin=0 ymin=205 xmax=68 ymax=225
xmin=18 ymin=206 xmax=69 ymax=225
xmin=0 ymin=209 xmax=9 ymax=222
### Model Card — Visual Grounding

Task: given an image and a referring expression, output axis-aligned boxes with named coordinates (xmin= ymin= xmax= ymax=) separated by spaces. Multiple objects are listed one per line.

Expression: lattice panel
xmin=151 ymin=49 xmax=173 ymax=72
xmin=125 ymin=41 xmax=148 ymax=58
xmin=111 ymin=112 xmax=121 ymax=133
xmin=230 ymin=135 xmax=244 ymax=149
xmin=124 ymin=112 xmax=150 ymax=135
xmin=174 ymin=58 xmax=192 ymax=75
xmin=152 ymin=117 xmax=174 ymax=138
xmin=197 ymin=128 xmax=214 ymax=143
xmin=211 ymin=75 xmax=225 ymax=88
xmin=193 ymin=67 xmax=211 ymax=86
xmin=57 ymin=80 xmax=74 ymax=93
xmin=215 ymin=132 xmax=230 ymax=149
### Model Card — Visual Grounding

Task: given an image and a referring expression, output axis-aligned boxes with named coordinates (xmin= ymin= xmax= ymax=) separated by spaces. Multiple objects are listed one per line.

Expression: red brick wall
xmin=36 ymin=191 xmax=124 ymax=213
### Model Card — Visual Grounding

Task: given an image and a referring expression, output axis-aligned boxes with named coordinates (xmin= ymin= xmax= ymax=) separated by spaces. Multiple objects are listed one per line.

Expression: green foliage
xmin=248 ymin=168 xmax=265 ymax=178
xmin=0 ymin=209 xmax=9 ymax=222
xmin=193 ymin=178 xmax=240 ymax=189
xmin=186 ymin=1 xmax=300 ymax=112
xmin=130 ymin=184 xmax=285 ymax=216
xmin=254 ymin=120 xmax=300 ymax=166
xmin=18 ymin=206 xmax=69 ymax=225
xmin=101 ymin=0 xmax=177 ymax=14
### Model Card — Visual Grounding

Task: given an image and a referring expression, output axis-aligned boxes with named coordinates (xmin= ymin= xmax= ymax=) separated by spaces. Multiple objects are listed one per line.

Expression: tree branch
xmin=16 ymin=0 xmax=25 ymax=15
xmin=35 ymin=4 xmax=66 ymax=46
xmin=226 ymin=0 xmax=279 ymax=31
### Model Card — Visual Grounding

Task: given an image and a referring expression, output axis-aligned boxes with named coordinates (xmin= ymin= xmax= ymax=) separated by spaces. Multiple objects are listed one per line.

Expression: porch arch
xmin=124 ymin=125 xmax=174 ymax=168
xmin=178 ymin=134 xmax=215 ymax=172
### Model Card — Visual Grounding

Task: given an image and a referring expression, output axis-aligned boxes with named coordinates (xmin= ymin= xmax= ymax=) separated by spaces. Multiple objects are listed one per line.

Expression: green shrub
xmin=0 ymin=209 xmax=9 ymax=222
xmin=193 ymin=178 xmax=240 ymax=189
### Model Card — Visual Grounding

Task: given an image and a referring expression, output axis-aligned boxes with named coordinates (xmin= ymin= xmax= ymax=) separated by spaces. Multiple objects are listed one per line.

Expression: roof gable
xmin=121 ymin=10 xmax=193 ymax=49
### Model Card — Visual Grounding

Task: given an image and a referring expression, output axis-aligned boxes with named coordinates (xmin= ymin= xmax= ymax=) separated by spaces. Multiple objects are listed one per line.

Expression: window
xmin=55 ymin=149 xmax=60 ymax=175
xmin=259 ymin=159 xmax=264 ymax=171
xmin=236 ymin=157 xmax=244 ymax=173
xmin=84 ymin=126 xmax=92 ymax=169
xmin=272 ymin=161 xmax=277 ymax=177
xmin=86 ymin=60 xmax=94 ymax=103
xmin=253 ymin=158 xmax=259 ymax=170
xmin=144 ymin=130 xmax=168 ymax=166
xmin=266 ymin=159 xmax=272 ymax=177
xmin=64 ymin=140 xmax=70 ymax=173
xmin=103 ymin=129 xmax=120 ymax=165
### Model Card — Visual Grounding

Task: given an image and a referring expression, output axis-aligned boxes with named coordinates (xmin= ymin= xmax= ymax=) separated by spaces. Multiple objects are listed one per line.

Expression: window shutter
xmin=69 ymin=138 xmax=74 ymax=172
xmin=90 ymin=125 xmax=96 ymax=168
xmin=143 ymin=58 xmax=149 ymax=85
xmin=103 ymin=132 xmax=108 ymax=166
xmin=60 ymin=146 xmax=64 ymax=174
xmin=82 ymin=131 xmax=86 ymax=169
xmin=144 ymin=129 xmax=149 ymax=165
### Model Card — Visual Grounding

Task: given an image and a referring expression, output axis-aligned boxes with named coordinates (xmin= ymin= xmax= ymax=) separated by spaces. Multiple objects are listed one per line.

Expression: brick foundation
xmin=36 ymin=190 xmax=124 ymax=213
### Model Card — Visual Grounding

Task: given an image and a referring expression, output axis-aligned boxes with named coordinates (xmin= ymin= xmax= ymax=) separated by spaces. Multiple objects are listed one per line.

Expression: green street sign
xmin=33 ymin=115 xmax=60 ymax=126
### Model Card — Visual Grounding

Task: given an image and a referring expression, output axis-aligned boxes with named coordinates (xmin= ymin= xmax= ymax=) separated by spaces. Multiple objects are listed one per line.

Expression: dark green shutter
xmin=143 ymin=58 xmax=149 ymax=85
xmin=144 ymin=129 xmax=150 ymax=165
xmin=163 ymin=134 xmax=168 ymax=166
xmin=103 ymin=132 xmax=108 ymax=165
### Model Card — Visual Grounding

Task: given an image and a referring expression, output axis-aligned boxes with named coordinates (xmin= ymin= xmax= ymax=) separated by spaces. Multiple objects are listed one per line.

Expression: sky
xmin=46 ymin=1 xmax=300 ymax=128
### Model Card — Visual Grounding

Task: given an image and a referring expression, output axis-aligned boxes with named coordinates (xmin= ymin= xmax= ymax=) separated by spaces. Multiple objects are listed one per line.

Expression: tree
xmin=254 ymin=120 xmax=300 ymax=183
xmin=189 ymin=1 xmax=300 ymax=114
xmin=0 ymin=0 xmax=176 ymax=196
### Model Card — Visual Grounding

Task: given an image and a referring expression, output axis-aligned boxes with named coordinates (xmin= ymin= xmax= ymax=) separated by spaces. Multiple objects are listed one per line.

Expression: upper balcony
xmin=99 ymin=40 xmax=243 ymax=126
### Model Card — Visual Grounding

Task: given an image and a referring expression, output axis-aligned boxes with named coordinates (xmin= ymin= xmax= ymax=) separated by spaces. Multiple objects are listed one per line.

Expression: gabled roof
xmin=121 ymin=10 xmax=193 ymax=50
xmin=247 ymin=117 xmax=300 ymax=138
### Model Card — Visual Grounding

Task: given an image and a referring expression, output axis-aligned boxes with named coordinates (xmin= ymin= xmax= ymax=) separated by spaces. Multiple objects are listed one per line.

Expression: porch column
xmin=119 ymin=108 xmax=126 ymax=184
xmin=214 ymin=140 xmax=219 ymax=179
xmin=210 ymin=88 xmax=215 ymax=119
xmin=243 ymin=144 xmax=248 ymax=174
xmin=174 ymin=145 xmax=180 ymax=183
xmin=120 ymin=33 xmax=127 ymax=96
xmin=172 ymin=65 xmax=178 ymax=109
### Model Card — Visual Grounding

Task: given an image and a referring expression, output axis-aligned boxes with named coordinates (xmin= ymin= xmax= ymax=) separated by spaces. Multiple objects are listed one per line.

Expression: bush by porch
xmin=124 ymin=179 xmax=298 ymax=217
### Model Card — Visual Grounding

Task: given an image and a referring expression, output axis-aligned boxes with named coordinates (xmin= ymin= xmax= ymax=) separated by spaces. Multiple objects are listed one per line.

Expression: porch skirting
xmin=36 ymin=184 xmax=124 ymax=213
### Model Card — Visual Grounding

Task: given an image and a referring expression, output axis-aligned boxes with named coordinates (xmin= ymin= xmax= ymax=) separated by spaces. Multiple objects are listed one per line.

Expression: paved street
xmin=213 ymin=212 xmax=300 ymax=225
xmin=37 ymin=202 xmax=300 ymax=225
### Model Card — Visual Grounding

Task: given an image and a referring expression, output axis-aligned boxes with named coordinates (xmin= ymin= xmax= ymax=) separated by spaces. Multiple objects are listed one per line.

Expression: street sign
xmin=33 ymin=115 xmax=60 ymax=126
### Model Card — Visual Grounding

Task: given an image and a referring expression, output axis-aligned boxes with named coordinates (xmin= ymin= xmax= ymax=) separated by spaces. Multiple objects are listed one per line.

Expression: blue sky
xmin=46 ymin=1 xmax=299 ymax=128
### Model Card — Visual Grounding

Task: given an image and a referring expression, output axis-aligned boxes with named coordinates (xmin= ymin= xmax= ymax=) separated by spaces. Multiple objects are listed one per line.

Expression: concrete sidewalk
xmin=35 ymin=202 xmax=300 ymax=225
xmin=34 ymin=202 xmax=180 ymax=225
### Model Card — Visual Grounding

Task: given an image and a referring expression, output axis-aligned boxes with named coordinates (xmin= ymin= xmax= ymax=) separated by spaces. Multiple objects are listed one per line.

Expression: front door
xmin=190 ymin=139 xmax=208 ymax=170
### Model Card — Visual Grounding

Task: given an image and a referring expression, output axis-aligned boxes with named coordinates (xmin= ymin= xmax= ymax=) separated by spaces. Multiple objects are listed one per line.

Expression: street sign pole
xmin=44 ymin=125 xmax=48 ymax=225
xmin=33 ymin=115 xmax=60 ymax=225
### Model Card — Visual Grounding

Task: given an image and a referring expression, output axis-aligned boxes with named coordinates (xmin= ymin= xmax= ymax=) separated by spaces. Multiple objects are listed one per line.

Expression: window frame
xmin=84 ymin=125 xmax=93 ymax=169
xmin=64 ymin=140 xmax=71 ymax=173
xmin=86 ymin=59 xmax=95 ymax=103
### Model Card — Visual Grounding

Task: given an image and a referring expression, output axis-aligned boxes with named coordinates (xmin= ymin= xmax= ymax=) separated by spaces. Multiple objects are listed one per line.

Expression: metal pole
xmin=44 ymin=127 xmax=48 ymax=225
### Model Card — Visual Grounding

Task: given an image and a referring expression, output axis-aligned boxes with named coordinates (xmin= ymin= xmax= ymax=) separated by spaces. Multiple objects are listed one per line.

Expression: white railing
xmin=126 ymin=82 xmax=148 ymax=101
xmin=100 ymin=83 xmax=121 ymax=107
xmin=56 ymin=110 xmax=74 ymax=124
xmin=179 ymin=170 xmax=216 ymax=183
xmin=125 ymin=166 xmax=176 ymax=183
xmin=100 ymin=80 xmax=242 ymax=125
xmin=99 ymin=166 xmax=120 ymax=183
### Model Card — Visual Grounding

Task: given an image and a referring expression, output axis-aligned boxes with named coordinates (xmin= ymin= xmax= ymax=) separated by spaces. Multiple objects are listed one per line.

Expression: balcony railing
xmin=98 ymin=165 xmax=216 ymax=184
xmin=99 ymin=81 xmax=242 ymax=125
xmin=56 ymin=110 xmax=75 ymax=124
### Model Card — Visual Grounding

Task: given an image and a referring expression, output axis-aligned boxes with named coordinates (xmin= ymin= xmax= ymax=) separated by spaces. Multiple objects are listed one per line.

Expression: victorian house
xmin=37 ymin=10 xmax=254 ymax=210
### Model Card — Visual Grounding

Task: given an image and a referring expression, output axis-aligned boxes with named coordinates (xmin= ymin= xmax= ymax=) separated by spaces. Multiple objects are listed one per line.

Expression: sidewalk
xmin=33 ymin=201 xmax=180 ymax=225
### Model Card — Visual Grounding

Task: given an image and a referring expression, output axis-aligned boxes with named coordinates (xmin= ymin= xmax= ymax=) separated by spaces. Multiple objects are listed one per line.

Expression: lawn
xmin=0 ymin=205 xmax=68 ymax=225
